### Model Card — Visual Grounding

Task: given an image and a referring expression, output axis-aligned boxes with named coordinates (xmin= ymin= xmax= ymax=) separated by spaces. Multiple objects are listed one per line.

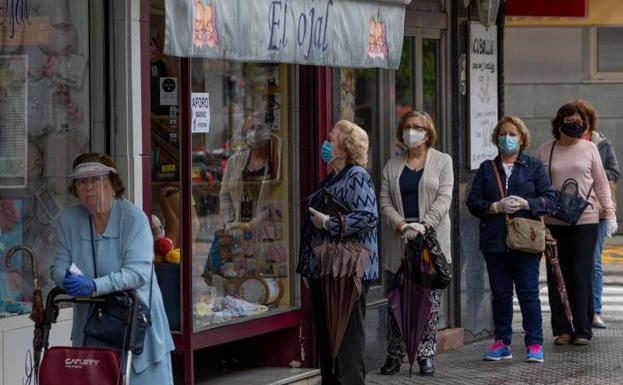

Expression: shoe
xmin=380 ymin=356 xmax=401 ymax=375
xmin=418 ymin=357 xmax=434 ymax=376
xmin=573 ymin=337 xmax=590 ymax=346
xmin=526 ymin=344 xmax=544 ymax=363
xmin=484 ymin=340 xmax=512 ymax=361
xmin=593 ymin=315 xmax=608 ymax=329
xmin=554 ymin=334 xmax=572 ymax=345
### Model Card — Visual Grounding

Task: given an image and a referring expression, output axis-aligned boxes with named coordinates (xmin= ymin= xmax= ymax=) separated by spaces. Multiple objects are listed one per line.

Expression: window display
xmin=191 ymin=60 xmax=294 ymax=331
xmin=0 ymin=0 xmax=93 ymax=319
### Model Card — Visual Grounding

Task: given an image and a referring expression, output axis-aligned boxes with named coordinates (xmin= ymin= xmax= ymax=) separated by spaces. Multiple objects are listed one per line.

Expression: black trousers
xmin=547 ymin=224 xmax=598 ymax=339
xmin=309 ymin=279 xmax=369 ymax=385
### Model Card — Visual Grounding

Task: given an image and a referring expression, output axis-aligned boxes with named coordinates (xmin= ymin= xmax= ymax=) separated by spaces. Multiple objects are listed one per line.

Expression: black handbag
xmin=422 ymin=228 xmax=452 ymax=290
xmin=548 ymin=142 xmax=593 ymax=225
xmin=83 ymin=218 xmax=152 ymax=354
xmin=309 ymin=187 xmax=350 ymax=216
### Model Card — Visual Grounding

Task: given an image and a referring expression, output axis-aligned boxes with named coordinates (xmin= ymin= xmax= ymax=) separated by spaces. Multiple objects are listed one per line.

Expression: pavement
xmin=366 ymin=236 xmax=623 ymax=385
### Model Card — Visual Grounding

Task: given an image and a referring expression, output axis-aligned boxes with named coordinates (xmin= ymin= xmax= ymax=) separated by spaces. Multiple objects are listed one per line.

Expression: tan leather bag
xmin=492 ymin=161 xmax=546 ymax=254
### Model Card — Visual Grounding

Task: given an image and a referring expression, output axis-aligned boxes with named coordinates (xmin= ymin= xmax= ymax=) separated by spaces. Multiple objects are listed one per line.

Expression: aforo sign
xmin=505 ymin=0 xmax=587 ymax=17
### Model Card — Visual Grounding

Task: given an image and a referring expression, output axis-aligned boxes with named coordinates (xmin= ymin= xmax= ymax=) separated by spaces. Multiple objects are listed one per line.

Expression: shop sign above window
xmin=505 ymin=0 xmax=587 ymax=17
xmin=164 ymin=0 xmax=410 ymax=69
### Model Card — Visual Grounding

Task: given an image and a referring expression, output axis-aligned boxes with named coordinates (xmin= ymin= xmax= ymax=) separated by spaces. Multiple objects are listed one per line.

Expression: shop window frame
xmin=589 ymin=27 xmax=623 ymax=81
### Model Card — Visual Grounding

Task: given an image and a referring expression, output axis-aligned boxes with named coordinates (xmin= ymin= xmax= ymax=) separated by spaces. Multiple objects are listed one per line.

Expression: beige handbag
xmin=492 ymin=161 xmax=546 ymax=254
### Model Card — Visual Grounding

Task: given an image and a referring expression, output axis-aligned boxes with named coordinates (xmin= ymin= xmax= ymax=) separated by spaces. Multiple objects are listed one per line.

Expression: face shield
xmin=69 ymin=162 xmax=117 ymax=214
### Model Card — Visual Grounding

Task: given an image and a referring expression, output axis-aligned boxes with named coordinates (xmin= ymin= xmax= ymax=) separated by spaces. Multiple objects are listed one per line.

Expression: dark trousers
xmin=483 ymin=251 xmax=543 ymax=346
xmin=309 ymin=279 xmax=369 ymax=385
xmin=547 ymin=224 xmax=598 ymax=339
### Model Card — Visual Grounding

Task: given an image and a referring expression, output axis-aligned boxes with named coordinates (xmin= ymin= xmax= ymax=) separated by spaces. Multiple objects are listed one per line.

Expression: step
xmin=195 ymin=368 xmax=321 ymax=385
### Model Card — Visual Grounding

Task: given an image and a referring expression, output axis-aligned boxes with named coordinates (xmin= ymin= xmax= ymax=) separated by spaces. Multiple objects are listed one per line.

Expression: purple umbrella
xmin=388 ymin=270 xmax=433 ymax=377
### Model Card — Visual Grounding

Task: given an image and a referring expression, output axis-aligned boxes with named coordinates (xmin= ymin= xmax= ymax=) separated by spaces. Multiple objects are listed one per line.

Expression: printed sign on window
xmin=191 ymin=92 xmax=210 ymax=133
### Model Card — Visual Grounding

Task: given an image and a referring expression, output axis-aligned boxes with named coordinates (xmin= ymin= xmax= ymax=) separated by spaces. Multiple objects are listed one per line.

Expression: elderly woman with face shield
xmin=220 ymin=112 xmax=279 ymax=233
xmin=467 ymin=116 xmax=555 ymax=363
xmin=49 ymin=153 xmax=175 ymax=384
xmin=379 ymin=110 xmax=453 ymax=376
xmin=297 ymin=120 xmax=378 ymax=385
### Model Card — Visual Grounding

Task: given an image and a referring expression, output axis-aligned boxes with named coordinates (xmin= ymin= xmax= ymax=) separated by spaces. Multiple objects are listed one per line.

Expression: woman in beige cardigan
xmin=379 ymin=110 xmax=453 ymax=376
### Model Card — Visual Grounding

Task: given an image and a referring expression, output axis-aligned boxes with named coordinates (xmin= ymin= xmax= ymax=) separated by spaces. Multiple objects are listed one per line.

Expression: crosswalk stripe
xmin=512 ymin=285 xmax=623 ymax=313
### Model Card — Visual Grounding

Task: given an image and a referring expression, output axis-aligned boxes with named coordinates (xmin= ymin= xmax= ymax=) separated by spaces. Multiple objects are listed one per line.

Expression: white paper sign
xmin=191 ymin=92 xmax=210 ymax=133
xmin=160 ymin=77 xmax=178 ymax=106
xmin=469 ymin=23 xmax=498 ymax=170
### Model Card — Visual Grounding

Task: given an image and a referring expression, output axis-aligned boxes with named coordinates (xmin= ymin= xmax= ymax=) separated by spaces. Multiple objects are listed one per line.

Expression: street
xmin=366 ymin=238 xmax=623 ymax=385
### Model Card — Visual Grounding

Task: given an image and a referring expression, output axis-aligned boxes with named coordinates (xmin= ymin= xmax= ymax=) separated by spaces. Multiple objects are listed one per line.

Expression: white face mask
xmin=402 ymin=129 xmax=427 ymax=149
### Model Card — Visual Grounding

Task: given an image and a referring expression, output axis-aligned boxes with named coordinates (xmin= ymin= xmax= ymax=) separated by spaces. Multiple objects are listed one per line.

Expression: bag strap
xmin=89 ymin=217 xmax=154 ymax=311
xmin=548 ymin=141 xmax=556 ymax=181
xmin=490 ymin=160 xmax=510 ymax=224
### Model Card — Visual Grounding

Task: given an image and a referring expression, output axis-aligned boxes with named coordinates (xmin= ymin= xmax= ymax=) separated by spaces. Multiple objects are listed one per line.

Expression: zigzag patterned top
xmin=297 ymin=165 xmax=379 ymax=280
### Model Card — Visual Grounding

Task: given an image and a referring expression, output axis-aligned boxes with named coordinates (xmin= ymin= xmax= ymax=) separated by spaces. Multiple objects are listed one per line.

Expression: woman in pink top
xmin=537 ymin=102 xmax=617 ymax=346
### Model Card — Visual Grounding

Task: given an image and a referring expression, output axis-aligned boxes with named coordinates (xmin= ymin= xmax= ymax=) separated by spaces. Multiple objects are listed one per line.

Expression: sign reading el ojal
xmin=469 ymin=23 xmax=498 ymax=170
xmin=164 ymin=0 xmax=407 ymax=69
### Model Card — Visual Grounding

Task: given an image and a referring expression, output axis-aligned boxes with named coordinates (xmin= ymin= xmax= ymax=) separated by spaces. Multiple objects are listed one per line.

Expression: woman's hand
xmin=309 ymin=207 xmax=330 ymax=230
xmin=507 ymin=195 xmax=530 ymax=211
xmin=607 ymin=218 xmax=618 ymax=238
xmin=63 ymin=269 xmax=95 ymax=297
xmin=400 ymin=222 xmax=425 ymax=241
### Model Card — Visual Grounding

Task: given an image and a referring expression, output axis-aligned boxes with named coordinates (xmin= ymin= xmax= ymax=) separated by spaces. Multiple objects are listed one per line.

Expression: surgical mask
xmin=560 ymin=122 xmax=584 ymax=138
xmin=321 ymin=141 xmax=340 ymax=164
xmin=245 ymin=128 xmax=271 ymax=149
xmin=498 ymin=135 xmax=520 ymax=155
xmin=402 ymin=129 xmax=427 ymax=148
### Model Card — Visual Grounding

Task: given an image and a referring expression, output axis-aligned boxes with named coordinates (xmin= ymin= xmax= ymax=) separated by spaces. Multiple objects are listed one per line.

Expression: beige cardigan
xmin=379 ymin=148 xmax=453 ymax=273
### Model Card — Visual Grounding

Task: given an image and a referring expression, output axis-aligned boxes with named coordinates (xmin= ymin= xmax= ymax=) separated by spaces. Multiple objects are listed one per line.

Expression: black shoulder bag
xmin=83 ymin=218 xmax=153 ymax=354
xmin=548 ymin=141 xmax=593 ymax=225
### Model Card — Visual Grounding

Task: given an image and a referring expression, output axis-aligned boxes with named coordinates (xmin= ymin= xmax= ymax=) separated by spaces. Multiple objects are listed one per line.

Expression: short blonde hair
xmin=396 ymin=110 xmax=437 ymax=147
xmin=334 ymin=120 xmax=369 ymax=168
xmin=491 ymin=116 xmax=532 ymax=152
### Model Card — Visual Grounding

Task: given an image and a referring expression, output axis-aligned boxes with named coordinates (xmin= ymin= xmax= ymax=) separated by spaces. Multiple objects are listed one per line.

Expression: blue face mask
xmin=321 ymin=141 xmax=336 ymax=163
xmin=498 ymin=135 xmax=520 ymax=155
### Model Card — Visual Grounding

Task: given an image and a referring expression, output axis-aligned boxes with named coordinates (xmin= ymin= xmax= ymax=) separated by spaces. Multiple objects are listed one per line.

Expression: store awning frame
xmin=164 ymin=0 xmax=410 ymax=69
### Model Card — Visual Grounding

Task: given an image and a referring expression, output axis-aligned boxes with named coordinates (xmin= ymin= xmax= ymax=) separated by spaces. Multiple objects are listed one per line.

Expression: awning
xmin=164 ymin=0 xmax=410 ymax=69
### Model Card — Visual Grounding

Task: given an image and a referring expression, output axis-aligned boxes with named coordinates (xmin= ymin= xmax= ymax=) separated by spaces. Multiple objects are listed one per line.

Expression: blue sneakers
xmin=484 ymin=340 xmax=512 ymax=361
xmin=526 ymin=344 xmax=544 ymax=363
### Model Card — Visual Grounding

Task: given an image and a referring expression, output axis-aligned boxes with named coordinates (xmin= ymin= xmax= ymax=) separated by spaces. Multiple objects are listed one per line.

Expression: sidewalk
xmin=367 ymin=313 xmax=623 ymax=385
xmin=366 ymin=238 xmax=623 ymax=385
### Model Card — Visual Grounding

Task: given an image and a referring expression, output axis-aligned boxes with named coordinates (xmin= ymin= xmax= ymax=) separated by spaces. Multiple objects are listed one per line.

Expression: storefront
xmin=0 ymin=1 xmax=147 ymax=383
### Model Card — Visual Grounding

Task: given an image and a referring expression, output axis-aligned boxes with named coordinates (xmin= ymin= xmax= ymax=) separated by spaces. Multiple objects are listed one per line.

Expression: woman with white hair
xmin=297 ymin=120 xmax=379 ymax=385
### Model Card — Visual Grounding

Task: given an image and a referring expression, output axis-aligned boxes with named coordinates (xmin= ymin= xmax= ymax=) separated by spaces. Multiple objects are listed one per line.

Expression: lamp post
xmin=476 ymin=0 xmax=501 ymax=29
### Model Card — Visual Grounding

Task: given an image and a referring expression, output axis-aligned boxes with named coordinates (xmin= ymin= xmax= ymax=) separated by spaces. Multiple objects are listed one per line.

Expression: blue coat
xmin=466 ymin=153 xmax=556 ymax=254
xmin=297 ymin=165 xmax=380 ymax=280
xmin=50 ymin=199 xmax=175 ymax=382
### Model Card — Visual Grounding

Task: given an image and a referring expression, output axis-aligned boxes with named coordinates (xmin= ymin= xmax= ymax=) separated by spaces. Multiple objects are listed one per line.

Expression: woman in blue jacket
xmin=50 ymin=153 xmax=174 ymax=385
xmin=467 ymin=116 xmax=555 ymax=364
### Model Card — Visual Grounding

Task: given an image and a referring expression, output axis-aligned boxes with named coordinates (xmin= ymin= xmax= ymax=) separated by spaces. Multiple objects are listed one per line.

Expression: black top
xmin=400 ymin=166 xmax=424 ymax=219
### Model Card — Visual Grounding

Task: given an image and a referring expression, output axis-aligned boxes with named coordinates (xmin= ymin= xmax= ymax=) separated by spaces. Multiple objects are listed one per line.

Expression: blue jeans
xmin=484 ymin=251 xmax=543 ymax=346
xmin=593 ymin=219 xmax=608 ymax=314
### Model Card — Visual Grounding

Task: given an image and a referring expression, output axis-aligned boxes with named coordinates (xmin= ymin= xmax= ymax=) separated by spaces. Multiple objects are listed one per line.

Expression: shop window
xmin=0 ymin=1 xmax=98 ymax=319
xmin=423 ymin=39 xmax=441 ymax=127
xmin=596 ymin=27 xmax=623 ymax=73
xmin=188 ymin=61 xmax=295 ymax=331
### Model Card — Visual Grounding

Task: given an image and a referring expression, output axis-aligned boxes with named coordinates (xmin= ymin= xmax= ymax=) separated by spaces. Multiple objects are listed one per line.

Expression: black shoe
xmin=418 ymin=357 xmax=434 ymax=376
xmin=380 ymin=356 xmax=401 ymax=375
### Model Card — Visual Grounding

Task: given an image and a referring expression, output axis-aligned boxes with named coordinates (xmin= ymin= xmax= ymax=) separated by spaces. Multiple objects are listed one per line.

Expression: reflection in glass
xmin=189 ymin=61 xmax=292 ymax=331
xmin=423 ymin=39 xmax=440 ymax=128
xmin=395 ymin=38 xmax=414 ymax=119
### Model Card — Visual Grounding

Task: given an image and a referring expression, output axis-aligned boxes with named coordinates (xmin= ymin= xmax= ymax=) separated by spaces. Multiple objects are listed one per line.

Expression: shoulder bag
xmin=83 ymin=218 xmax=153 ymax=354
xmin=548 ymin=142 xmax=593 ymax=225
xmin=491 ymin=160 xmax=546 ymax=254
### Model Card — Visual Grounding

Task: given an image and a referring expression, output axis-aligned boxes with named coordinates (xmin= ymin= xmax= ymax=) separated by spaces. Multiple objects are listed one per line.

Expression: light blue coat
xmin=50 ymin=198 xmax=175 ymax=382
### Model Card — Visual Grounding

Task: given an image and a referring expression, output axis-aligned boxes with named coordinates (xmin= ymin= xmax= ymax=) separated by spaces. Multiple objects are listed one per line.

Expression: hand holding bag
xmin=310 ymin=187 xmax=350 ymax=216
xmin=548 ymin=142 xmax=593 ymax=225
xmin=83 ymin=218 xmax=152 ymax=354
xmin=492 ymin=160 xmax=546 ymax=254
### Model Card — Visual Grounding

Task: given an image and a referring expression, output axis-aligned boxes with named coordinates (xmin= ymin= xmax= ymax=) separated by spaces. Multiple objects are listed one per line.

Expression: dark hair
xmin=396 ymin=110 xmax=437 ymax=147
xmin=572 ymin=99 xmax=598 ymax=132
xmin=551 ymin=102 xmax=589 ymax=139
xmin=68 ymin=153 xmax=125 ymax=198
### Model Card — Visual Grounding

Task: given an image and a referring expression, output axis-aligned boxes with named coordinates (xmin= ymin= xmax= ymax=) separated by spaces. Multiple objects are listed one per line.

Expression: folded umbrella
xmin=313 ymin=238 xmax=369 ymax=364
xmin=5 ymin=245 xmax=44 ymax=383
xmin=544 ymin=231 xmax=575 ymax=333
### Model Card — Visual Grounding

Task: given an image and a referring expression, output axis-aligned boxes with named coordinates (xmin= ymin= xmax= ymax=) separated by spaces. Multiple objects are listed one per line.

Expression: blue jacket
xmin=297 ymin=165 xmax=379 ymax=280
xmin=466 ymin=153 xmax=555 ymax=254
xmin=51 ymin=199 xmax=175 ymax=379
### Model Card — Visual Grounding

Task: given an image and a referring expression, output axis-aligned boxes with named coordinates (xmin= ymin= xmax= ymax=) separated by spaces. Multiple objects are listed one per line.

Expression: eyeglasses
xmin=75 ymin=176 xmax=105 ymax=188
xmin=563 ymin=119 xmax=584 ymax=128
xmin=403 ymin=125 xmax=427 ymax=132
